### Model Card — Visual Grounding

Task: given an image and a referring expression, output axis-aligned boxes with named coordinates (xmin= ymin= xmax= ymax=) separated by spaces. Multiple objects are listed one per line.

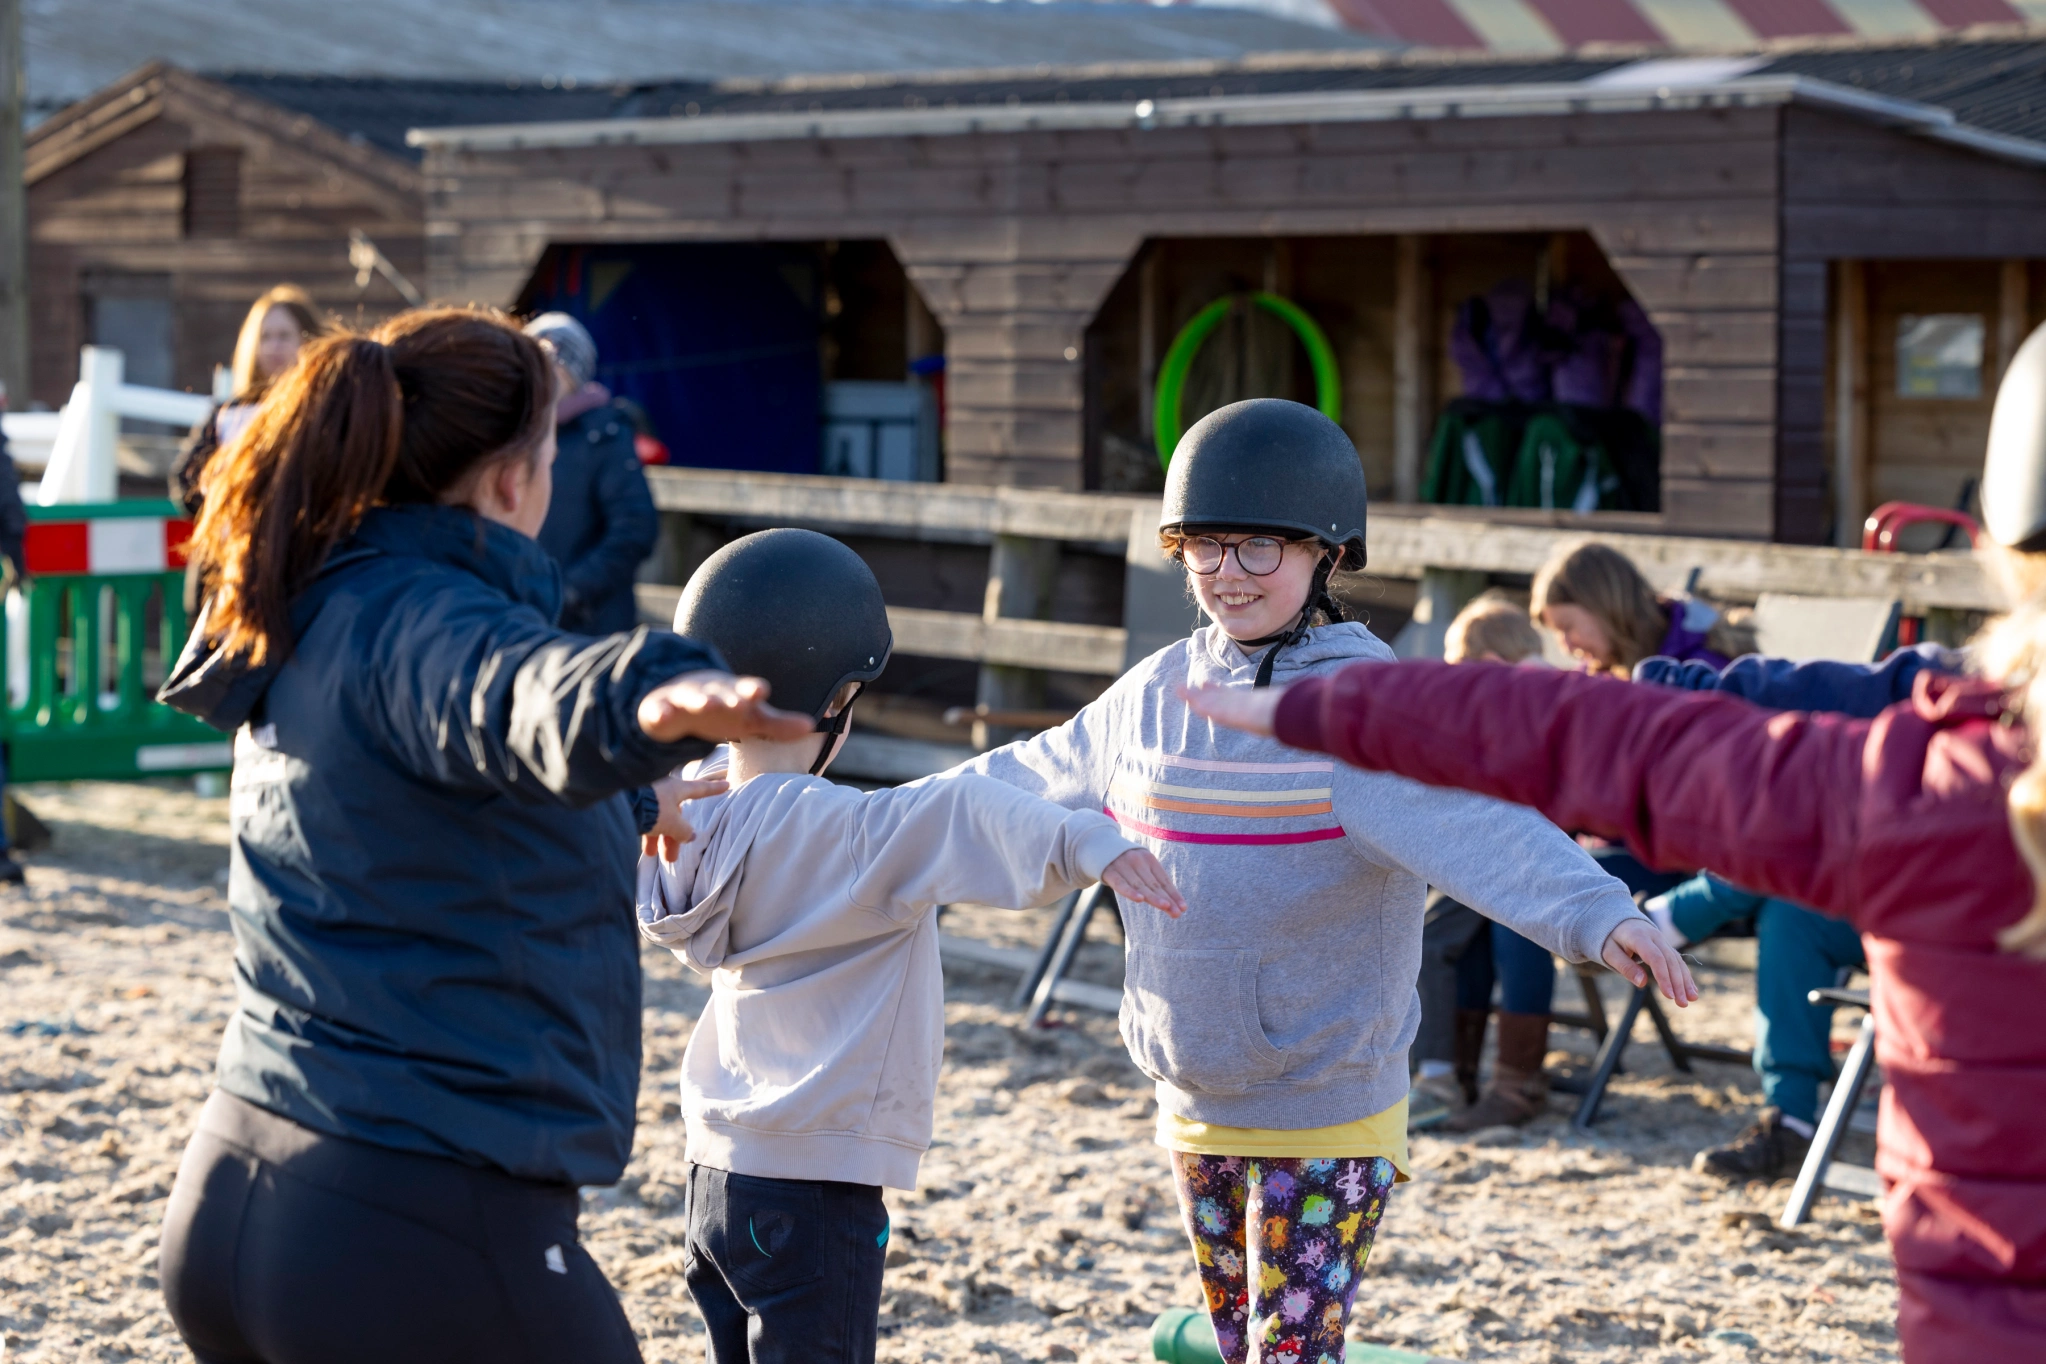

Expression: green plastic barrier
xmin=2 ymin=501 xmax=231 ymax=782
xmin=1150 ymin=1308 xmax=1456 ymax=1364
xmin=1152 ymin=292 xmax=1343 ymax=471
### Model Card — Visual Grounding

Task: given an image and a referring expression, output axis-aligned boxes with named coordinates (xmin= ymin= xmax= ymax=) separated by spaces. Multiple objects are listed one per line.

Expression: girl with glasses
xmin=959 ymin=398 xmax=1693 ymax=1364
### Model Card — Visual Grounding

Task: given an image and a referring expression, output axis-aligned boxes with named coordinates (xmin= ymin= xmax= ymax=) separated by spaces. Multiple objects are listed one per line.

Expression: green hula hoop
xmin=1153 ymin=291 xmax=1343 ymax=471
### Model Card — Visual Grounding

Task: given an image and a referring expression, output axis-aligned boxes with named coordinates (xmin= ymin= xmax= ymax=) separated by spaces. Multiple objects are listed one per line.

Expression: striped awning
xmin=1325 ymin=0 xmax=2046 ymax=52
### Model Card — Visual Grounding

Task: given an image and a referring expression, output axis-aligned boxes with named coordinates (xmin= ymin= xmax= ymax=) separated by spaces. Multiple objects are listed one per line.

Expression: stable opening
xmin=518 ymin=240 xmax=945 ymax=480
xmin=1084 ymin=233 xmax=1663 ymax=513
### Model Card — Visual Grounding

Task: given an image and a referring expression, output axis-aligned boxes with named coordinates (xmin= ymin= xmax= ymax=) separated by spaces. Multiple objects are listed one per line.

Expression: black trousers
xmin=684 ymin=1163 xmax=889 ymax=1364
xmin=160 ymin=1090 xmax=641 ymax=1364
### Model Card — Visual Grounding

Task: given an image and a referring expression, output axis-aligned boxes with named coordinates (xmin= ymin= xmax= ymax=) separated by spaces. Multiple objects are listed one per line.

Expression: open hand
xmin=1601 ymin=917 xmax=1700 ymax=1007
xmin=1100 ymin=849 xmax=1188 ymax=919
xmin=638 ymin=671 xmax=812 ymax=745
xmin=639 ymin=773 xmax=730 ymax=861
xmin=1177 ymin=682 xmax=1284 ymax=738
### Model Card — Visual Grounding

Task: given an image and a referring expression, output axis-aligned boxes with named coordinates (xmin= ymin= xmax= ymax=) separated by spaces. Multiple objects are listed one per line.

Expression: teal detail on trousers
xmin=1149 ymin=1308 xmax=1459 ymax=1364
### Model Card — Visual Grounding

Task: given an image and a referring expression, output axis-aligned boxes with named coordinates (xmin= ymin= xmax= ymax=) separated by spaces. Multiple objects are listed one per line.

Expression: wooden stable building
xmin=23 ymin=65 xmax=439 ymax=411
xmin=416 ymin=34 xmax=2046 ymax=547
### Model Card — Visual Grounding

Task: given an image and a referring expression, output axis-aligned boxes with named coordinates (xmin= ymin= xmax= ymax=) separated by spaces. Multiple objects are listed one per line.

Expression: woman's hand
xmin=1100 ymin=849 xmax=1188 ymax=919
xmin=1601 ymin=917 xmax=1700 ymax=1007
xmin=640 ymin=773 xmax=730 ymax=861
xmin=1177 ymin=682 xmax=1285 ymax=738
xmin=638 ymin=672 xmax=812 ymax=745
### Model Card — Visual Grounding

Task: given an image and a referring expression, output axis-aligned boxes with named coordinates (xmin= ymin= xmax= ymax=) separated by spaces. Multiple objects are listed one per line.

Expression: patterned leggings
xmin=1171 ymin=1153 xmax=1398 ymax=1364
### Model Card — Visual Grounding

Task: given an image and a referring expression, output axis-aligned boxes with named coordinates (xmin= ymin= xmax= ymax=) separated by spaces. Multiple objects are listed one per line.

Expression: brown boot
xmin=1452 ymin=1009 xmax=1489 ymax=1106
xmin=1446 ymin=1012 xmax=1551 ymax=1132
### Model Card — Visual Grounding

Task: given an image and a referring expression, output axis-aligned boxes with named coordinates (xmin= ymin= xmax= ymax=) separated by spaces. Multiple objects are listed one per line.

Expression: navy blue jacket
xmin=1633 ymin=643 xmax=1965 ymax=716
xmin=160 ymin=504 xmax=718 ymax=1186
xmin=538 ymin=403 xmax=659 ymax=635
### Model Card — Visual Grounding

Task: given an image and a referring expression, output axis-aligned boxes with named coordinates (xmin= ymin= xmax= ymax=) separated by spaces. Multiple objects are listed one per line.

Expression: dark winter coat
xmin=539 ymin=398 xmax=659 ymax=635
xmin=159 ymin=503 xmax=720 ymax=1187
xmin=0 ymin=424 xmax=25 ymax=578
xmin=1274 ymin=660 xmax=2046 ymax=1363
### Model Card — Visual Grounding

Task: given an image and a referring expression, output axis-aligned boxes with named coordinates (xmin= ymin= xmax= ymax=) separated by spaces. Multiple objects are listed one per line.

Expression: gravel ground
xmin=1 ymin=782 xmax=1899 ymax=1363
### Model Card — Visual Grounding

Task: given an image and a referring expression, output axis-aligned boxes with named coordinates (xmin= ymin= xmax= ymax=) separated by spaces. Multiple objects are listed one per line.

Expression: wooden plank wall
xmin=26 ymin=71 xmax=423 ymax=407
xmin=427 ymin=105 xmax=1784 ymax=531
xmin=1783 ymin=107 xmax=2046 ymax=543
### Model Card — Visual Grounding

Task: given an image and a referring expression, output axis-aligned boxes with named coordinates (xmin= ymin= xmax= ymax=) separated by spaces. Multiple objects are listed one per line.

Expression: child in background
xmin=636 ymin=528 xmax=1185 ymax=1364
xmin=1409 ymin=595 xmax=1576 ymax=1131
xmin=1532 ymin=539 xmax=1754 ymax=678
xmin=962 ymin=402 xmax=1692 ymax=1364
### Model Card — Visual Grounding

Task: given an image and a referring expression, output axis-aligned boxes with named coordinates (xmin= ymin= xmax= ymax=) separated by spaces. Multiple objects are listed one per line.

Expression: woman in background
xmin=1532 ymin=539 xmax=1754 ymax=677
xmin=171 ymin=285 xmax=328 ymax=515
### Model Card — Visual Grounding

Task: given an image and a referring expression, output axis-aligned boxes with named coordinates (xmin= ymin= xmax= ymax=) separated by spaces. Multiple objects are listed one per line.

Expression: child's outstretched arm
xmin=1099 ymin=848 xmax=1186 ymax=918
xmin=850 ymin=771 xmax=1179 ymax=918
xmin=639 ymin=771 xmax=732 ymax=860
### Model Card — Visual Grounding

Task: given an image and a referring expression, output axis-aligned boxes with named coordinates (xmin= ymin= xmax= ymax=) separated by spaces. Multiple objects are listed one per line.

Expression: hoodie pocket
xmin=1119 ymin=947 xmax=1288 ymax=1095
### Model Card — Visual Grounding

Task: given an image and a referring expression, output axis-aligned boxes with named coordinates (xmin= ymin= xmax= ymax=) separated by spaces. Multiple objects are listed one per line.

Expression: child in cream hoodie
xmin=636 ymin=529 xmax=1184 ymax=1364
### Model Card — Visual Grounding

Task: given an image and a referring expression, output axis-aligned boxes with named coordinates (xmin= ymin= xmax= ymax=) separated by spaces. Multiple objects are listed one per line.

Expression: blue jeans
xmin=1653 ymin=873 xmax=1865 ymax=1124
xmin=1453 ymin=917 xmax=1556 ymax=1015
xmin=1753 ymin=900 xmax=1866 ymax=1123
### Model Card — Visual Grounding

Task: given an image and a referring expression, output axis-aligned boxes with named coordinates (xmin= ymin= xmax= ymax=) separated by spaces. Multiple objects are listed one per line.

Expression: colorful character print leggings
xmin=1171 ymin=1154 xmax=1398 ymax=1364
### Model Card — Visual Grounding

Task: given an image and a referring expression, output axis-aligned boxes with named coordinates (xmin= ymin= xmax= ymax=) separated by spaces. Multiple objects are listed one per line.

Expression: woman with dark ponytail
xmin=155 ymin=307 xmax=809 ymax=1364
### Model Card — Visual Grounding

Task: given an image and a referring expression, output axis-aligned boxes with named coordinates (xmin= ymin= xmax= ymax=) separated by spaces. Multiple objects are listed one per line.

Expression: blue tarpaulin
xmin=522 ymin=243 xmax=822 ymax=474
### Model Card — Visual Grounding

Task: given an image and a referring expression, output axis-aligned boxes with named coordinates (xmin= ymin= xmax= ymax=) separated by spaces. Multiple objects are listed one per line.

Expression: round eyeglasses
xmin=1181 ymin=535 xmax=1292 ymax=576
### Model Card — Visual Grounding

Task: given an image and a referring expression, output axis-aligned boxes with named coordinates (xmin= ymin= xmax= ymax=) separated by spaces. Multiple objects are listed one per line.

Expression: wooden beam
xmin=2000 ymin=259 xmax=2030 ymax=383
xmin=1365 ymin=511 xmax=1996 ymax=614
xmin=644 ymin=466 xmax=1147 ymax=544
xmin=634 ymin=585 xmax=1128 ymax=675
xmin=1392 ymin=233 xmax=1431 ymax=505
xmin=1833 ymin=261 xmax=1869 ymax=549
xmin=643 ymin=469 xmax=1995 ymax=612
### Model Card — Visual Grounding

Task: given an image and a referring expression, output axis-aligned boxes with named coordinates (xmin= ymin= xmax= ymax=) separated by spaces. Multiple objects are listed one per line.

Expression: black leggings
xmin=159 ymin=1090 xmax=642 ymax=1364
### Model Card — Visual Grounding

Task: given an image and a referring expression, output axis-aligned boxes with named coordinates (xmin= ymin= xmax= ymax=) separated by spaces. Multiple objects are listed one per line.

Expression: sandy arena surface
xmin=2 ymin=782 xmax=1899 ymax=1363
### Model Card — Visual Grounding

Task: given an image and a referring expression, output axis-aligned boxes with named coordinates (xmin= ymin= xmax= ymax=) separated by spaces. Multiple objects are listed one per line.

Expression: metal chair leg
xmin=1025 ymin=884 xmax=1105 ymax=1028
xmin=1641 ymin=988 xmax=1694 ymax=1074
xmin=1780 ymin=1013 xmax=1878 ymax=1229
xmin=1576 ymin=966 xmax=1610 ymax=1042
xmin=1011 ymin=889 xmax=1080 ymax=1009
xmin=1573 ymin=982 xmax=1648 ymax=1130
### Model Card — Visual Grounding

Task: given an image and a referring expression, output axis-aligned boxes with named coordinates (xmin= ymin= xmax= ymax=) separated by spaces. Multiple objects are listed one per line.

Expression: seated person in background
xmin=1645 ymin=873 xmax=1865 ymax=1180
xmin=1629 ymin=640 xmax=1965 ymax=1180
xmin=1532 ymin=539 xmax=1755 ymax=678
xmin=1409 ymin=594 xmax=1582 ymax=1132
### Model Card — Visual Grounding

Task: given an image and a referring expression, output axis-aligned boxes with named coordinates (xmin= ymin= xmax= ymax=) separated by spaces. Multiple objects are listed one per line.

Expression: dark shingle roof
xmin=226 ymin=31 xmax=2046 ymax=160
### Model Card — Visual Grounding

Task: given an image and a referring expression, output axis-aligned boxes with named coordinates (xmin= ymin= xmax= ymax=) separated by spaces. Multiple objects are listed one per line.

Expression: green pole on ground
xmin=1149 ymin=1308 xmax=1459 ymax=1364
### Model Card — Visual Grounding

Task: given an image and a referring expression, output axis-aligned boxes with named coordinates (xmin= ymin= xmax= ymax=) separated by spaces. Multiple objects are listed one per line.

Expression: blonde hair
xmin=1446 ymin=592 xmax=1545 ymax=665
xmin=1969 ymin=545 xmax=2046 ymax=958
xmin=1531 ymin=540 xmax=1756 ymax=676
xmin=229 ymin=285 xmax=328 ymax=400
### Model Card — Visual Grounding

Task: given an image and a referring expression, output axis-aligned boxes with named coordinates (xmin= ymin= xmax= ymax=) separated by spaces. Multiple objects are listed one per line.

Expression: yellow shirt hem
xmin=1155 ymin=1099 xmax=1411 ymax=1182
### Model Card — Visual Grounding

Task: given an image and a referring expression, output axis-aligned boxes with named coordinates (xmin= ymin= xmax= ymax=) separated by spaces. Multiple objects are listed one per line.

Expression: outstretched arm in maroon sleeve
xmin=1183 ymin=662 xmax=1870 ymax=927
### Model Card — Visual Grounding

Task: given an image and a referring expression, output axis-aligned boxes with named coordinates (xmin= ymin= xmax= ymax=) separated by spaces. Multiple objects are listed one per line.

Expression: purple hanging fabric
xmin=1546 ymin=285 xmax=1619 ymax=408
xmin=1619 ymin=298 xmax=1664 ymax=426
xmin=1450 ymin=280 xmax=1552 ymax=404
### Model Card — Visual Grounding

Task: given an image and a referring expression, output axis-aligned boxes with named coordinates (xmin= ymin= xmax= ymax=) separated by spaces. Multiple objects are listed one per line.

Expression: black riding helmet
xmin=672 ymin=529 xmax=892 ymax=772
xmin=1984 ymin=321 xmax=2046 ymax=550
xmin=1161 ymin=399 xmax=1369 ymax=687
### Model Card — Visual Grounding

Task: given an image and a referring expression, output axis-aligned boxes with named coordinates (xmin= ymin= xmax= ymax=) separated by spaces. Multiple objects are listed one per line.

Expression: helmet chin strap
xmin=1245 ymin=556 xmax=1339 ymax=690
xmin=809 ymin=683 xmax=866 ymax=776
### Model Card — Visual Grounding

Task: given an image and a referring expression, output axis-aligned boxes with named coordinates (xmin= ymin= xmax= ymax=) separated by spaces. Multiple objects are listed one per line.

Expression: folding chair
xmin=1779 ymin=987 xmax=1883 ymax=1228
xmin=1016 ymin=883 xmax=1120 ymax=1027
xmin=1566 ymin=960 xmax=1752 ymax=1129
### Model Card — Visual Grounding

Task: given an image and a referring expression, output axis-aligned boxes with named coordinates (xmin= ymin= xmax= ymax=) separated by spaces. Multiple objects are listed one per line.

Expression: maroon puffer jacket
xmin=1273 ymin=662 xmax=2046 ymax=1364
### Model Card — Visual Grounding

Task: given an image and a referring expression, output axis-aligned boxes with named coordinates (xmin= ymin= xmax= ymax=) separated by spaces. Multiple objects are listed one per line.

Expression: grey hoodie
xmin=637 ymin=751 xmax=1136 ymax=1190
xmin=963 ymin=622 xmax=1643 ymax=1131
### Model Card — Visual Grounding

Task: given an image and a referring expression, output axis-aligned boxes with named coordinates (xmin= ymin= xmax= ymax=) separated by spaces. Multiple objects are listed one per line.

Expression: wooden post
xmin=973 ymin=534 xmax=1060 ymax=748
xmin=1393 ymin=235 xmax=1433 ymax=505
xmin=1137 ymin=249 xmax=1160 ymax=443
xmin=2000 ymin=259 xmax=2030 ymax=383
xmin=1393 ymin=567 xmax=1487 ymax=660
xmin=0 ymin=0 xmax=26 ymax=403
xmin=1832 ymin=261 xmax=1869 ymax=550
